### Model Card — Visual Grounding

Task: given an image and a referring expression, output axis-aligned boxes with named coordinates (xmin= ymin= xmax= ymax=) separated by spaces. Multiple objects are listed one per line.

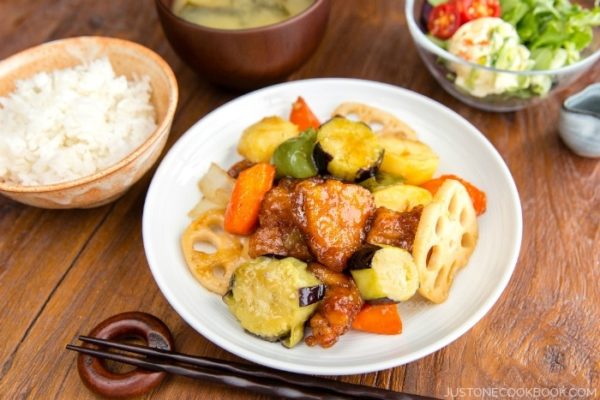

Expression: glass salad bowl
xmin=405 ymin=0 xmax=600 ymax=112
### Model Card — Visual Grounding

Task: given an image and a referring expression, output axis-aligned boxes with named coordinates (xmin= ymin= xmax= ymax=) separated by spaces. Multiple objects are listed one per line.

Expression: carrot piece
xmin=289 ymin=96 xmax=320 ymax=131
xmin=224 ymin=163 xmax=276 ymax=235
xmin=351 ymin=304 xmax=403 ymax=335
xmin=421 ymin=174 xmax=487 ymax=216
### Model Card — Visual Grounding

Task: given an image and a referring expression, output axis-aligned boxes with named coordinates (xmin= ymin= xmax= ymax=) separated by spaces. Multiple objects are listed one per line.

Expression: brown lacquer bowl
xmin=155 ymin=0 xmax=330 ymax=90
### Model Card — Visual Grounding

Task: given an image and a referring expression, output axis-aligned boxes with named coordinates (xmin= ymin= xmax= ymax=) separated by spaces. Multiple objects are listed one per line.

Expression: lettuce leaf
xmin=500 ymin=0 xmax=600 ymax=68
xmin=427 ymin=0 xmax=448 ymax=5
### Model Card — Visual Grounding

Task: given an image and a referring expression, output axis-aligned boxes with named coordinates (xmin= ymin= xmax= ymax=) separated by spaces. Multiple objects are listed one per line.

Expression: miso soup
xmin=172 ymin=0 xmax=316 ymax=30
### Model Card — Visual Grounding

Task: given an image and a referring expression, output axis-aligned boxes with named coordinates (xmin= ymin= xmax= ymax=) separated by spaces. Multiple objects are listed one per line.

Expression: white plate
xmin=143 ymin=78 xmax=522 ymax=375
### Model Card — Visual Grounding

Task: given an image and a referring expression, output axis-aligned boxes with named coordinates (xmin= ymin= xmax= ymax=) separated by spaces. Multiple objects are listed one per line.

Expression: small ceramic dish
xmin=559 ymin=83 xmax=600 ymax=158
xmin=0 ymin=36 xmax=178 ymax=209
xmin=154 ymin=0 xmax=330 ymax=90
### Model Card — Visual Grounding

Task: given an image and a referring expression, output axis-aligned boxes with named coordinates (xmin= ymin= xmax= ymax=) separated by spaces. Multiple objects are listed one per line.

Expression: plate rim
xmin=142 ymin=77 xmax=523 ymax=375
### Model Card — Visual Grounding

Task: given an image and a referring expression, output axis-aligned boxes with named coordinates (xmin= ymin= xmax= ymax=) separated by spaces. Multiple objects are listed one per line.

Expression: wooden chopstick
xmin=68 ymin=336 xmax=436 ymax=400
xmin=67 ymin=343 xmax=337 ymax=399
xmin=78 ymin=336 xmax=415 ymax=399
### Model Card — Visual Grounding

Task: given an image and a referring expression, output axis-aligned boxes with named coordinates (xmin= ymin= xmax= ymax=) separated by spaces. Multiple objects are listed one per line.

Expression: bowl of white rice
xmin=0 ymin=36 xmax=178 ymax=208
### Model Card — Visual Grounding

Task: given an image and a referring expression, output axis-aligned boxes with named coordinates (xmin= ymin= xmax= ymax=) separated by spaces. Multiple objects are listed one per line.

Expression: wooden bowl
xmin=155 ymin=0 xmax=330 ymax=90
xmin=0 ymin=36 xmax=178 ymax=209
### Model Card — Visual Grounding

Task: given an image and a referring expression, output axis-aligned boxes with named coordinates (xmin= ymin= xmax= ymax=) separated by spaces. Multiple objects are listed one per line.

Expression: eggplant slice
xmin=223 ymin=256 xmax=322 ymax=348
xmin=314 ymin=117 xmax=384 ymax=182
xmin=348 ymin=244 xmax=419 ymax=303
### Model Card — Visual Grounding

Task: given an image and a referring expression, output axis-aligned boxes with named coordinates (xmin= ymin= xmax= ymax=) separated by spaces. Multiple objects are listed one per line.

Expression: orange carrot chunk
xmin=421 ymin=174 xmax=487 ymax=216
xmin=289 ymin=96 xmax=320 ymax=131
xmin=351 ymin=304 xmax=403 ymax=335
xmin=224 ymin=163 xmax=276 ymax=235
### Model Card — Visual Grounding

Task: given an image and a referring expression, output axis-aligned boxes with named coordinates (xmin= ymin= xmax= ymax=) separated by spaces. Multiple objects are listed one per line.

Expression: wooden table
xmin=1 ymin=1 xmax=598 ymax=399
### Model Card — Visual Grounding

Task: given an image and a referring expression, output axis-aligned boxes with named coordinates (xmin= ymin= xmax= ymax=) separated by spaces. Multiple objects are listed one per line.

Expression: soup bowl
xmin=155 ymin=0 xmax=330 ymax=90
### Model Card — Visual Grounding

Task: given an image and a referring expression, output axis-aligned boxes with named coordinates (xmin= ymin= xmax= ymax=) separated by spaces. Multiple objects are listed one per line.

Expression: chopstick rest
xmin=76 ymin=311 xmax=174 ymax=398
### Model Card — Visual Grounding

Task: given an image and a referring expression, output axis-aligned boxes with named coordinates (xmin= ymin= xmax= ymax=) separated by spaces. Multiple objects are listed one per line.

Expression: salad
xmin=422 ymin=0 xmax=600 ymax=98
xmin=181 ymin=97 xmax=487 ymax=349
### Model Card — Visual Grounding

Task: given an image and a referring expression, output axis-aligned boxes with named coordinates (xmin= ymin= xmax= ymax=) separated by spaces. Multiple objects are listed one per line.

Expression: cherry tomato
xmin=427 ymin=2 xmax=461 ymax=40
xmin=456 ymin=0 xmax=501 ymax=22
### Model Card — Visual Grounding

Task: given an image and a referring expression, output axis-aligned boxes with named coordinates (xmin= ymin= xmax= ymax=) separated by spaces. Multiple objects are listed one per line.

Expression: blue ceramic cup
xmin=559 ymin=83 xmax=600 ymax=158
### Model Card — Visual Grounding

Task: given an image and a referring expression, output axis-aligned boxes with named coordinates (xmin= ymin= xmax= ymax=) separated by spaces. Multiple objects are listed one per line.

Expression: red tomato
xmin=456 ymin=0 xmax=501 ymax=22
xmin=427 ymin=2 xmax=461 ymax=39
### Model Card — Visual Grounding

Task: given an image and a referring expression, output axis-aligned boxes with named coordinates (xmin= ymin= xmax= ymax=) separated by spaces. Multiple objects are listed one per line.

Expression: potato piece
xmin=373 ymin=184 xmax=432 ymax=212
xmin=377 ymin=133 xmax=439 ymax=185
xmin=237 ymin=116 xmax=299 ymax=163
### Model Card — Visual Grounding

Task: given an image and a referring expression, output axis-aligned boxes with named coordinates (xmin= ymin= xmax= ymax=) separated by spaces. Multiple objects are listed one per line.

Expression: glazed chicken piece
xmin=366 ymin=206 xmax=423 ymax=253
xmin=249 ymin=179 xmax=312 ymax=261
xmin=305 ymin=263 xmax=363 ymax=348
xmin=292 ymin=179 xmax=375 ymax=271
xmin=227 ymin=159 xmax=255 ymax=179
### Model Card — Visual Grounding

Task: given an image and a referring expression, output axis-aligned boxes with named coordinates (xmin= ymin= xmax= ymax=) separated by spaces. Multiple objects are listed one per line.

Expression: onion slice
xmin=198 ymin=163 xmax=235 ymax=206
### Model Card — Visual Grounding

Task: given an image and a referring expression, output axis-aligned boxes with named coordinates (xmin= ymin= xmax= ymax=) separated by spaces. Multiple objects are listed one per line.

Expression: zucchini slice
xmin=348 ymin=244 xmax=419 ymax=303
xmin=223 ymin=256 xmax=323 ymax=348
xmin=314 ymin=117 xmax=384 ymax=182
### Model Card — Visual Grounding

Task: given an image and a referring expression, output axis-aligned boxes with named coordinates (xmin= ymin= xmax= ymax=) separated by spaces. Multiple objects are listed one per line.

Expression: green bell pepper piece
xmin=272 ymin=129 xmax=318 ymax=179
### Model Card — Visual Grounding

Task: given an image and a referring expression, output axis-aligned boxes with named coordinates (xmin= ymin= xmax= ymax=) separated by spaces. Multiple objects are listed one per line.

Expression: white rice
xmin=0 ymin=57 xmax=157 ymax=186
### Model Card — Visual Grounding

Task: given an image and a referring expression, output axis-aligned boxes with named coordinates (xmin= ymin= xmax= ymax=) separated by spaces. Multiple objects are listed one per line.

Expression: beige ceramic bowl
xmin=0 ymin=36 xmax=178 ymax=209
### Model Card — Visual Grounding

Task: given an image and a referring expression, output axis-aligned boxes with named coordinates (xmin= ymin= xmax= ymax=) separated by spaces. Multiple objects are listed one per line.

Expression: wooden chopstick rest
xmin=76 ymin=311 xmax=174 ymax=398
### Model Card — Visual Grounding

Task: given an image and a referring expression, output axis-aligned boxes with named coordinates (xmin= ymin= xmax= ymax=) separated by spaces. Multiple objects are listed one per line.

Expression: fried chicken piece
xmin=292 ymin=179 xmax=375 ymax=271
xmin=249 ymin=179 xmax=311 ymax=261
xmin=305 ymin=263 xmax=363 ymax=348
xmin=227 ymin=159 xmax=255 ymax=179
xmin=366 ymin=206 xmax=423 ymax=252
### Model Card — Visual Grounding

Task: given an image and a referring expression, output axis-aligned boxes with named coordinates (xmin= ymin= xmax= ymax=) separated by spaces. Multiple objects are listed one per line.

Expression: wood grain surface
xmin=0 ymin=1 xmax=599 ymax=399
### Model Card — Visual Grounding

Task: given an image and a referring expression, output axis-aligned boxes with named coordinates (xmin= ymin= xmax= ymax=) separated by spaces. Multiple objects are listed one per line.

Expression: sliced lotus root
xmin=412 ymin=179 xmax=478 ymax=303
xmin=181 ymin=208 xmax=249 ymax=295
xmin=333 ymin=102 xmax=417 ymax=139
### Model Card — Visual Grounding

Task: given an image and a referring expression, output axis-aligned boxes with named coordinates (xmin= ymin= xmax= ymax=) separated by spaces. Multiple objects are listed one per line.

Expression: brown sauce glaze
xmin=291 ymin=179 xmax=375 ymax=272
xmin=366 ymin=206 xmax=423 ymax=253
